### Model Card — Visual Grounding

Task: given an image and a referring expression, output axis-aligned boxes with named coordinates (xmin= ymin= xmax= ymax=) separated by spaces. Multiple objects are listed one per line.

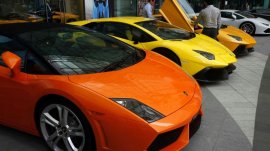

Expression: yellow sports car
xmin=159 ymin=0 xmax=256 ymax=56
xmin=70 ymin=17 xmax=237 ymax=82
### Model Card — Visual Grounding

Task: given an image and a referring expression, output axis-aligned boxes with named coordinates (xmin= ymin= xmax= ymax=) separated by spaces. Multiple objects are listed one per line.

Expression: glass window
xmin=26 ymin=51 xmax=55 ymax=75
xmin=236 ymin=11 xmax=256 ymax=18
xmin=88 ymin=22 xmax=156 ymax=43
xmin=0 ymin=35 xmax=26 ymax=70
xmin=221 ymin=12 xmax=233 ymax=19
xmin=102 ymin=22 xmax=132 ymax=40
xmin=114 ymin=0 xmax=137 ymax=16
xmin=176 ymin=0 xmax=197 ymax=18
xmin=234 ymin=13 xmax=245 ymax=19
xmin=136 ymin=20 xmax=195 ymax=40
xmin=18 ymin=27 xmax=145 ymax=75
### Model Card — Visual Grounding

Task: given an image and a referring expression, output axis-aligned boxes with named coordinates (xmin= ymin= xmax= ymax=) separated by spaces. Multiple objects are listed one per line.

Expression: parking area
xmin=0 ymin=36 xmax=269 ymax=151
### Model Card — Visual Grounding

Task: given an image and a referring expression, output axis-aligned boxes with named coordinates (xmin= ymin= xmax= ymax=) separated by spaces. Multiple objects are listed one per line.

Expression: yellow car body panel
xmin=160 ymin=0 xmax=256 ymax=53
xmin=70 ymin=17 xmax=237 ymax=80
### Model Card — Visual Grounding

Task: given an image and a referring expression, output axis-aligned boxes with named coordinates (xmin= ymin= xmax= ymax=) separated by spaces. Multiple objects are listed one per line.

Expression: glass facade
xmin=187 ymin=0 xmax=270 ymax=12
xmin=114 ymin=0 xmax=137 ymax=16
xmin=0 ymin=0 xmax=85 ymax=24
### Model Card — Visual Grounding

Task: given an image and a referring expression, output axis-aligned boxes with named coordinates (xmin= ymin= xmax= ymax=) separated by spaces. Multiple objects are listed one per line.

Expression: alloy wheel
xmin=240 ymin=23 xmax=255 ymax=35
xmin=40 ymin=104 xmax=85 ymax=151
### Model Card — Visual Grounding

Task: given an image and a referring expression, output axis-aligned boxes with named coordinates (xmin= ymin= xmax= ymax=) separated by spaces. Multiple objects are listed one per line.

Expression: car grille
xmin=189 ymin=115 xmax=202 ymax=138
xmin=147 ymin=127 xmax=184 ymax=151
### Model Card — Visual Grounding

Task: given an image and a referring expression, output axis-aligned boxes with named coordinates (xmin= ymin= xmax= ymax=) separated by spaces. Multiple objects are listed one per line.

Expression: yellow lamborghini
xmin=70 ymin=17 xmax=237 ymax=82
xmin=159 ymin=0 xmax=256 ymax=56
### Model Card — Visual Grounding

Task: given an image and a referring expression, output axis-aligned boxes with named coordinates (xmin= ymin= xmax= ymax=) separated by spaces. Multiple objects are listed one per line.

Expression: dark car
xmin=248 ymin=9 xmax=270 ymax=21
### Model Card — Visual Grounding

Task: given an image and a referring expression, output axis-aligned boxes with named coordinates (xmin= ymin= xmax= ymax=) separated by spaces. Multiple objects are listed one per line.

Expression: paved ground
xmin=253 ymin=55 xmax=270 ymax=151
xmin=0 ymin=35 xmax=269 ymax=150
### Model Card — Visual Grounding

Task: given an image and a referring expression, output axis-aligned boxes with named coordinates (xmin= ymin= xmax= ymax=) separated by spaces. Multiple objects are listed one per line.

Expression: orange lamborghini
xmin=0 ymin=23 xmax=202 ymax=151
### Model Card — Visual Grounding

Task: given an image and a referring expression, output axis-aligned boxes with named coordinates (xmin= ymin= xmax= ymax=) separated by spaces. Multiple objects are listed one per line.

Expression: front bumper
xmin=193 ymin=64 xmax=236 ymax=82
xmin=92 ymin=84 xmax=203 ymax=151
xmin=234 ymin=45 xmax=255 ymax=57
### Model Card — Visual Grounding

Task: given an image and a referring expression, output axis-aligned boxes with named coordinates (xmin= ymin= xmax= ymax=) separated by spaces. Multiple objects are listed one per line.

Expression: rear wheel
xmin=240 ymin=22 xmax=256 ymax=35
xmin=38 ymin=101 xmax=95 ymax=151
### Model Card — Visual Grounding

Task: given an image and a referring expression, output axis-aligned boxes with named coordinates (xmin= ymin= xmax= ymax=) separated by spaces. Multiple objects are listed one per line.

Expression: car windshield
xmin=135 ymin=20 xmax=195 ymax=40
xmin=236 ymin=11 xmax=256 ymax=18
xmin=18 ymin=27 xmax=145 ymax=75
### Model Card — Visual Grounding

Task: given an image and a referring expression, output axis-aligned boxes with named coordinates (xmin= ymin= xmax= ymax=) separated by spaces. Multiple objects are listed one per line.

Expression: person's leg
xmin=202 ymin=28 xmax=218 ymax=40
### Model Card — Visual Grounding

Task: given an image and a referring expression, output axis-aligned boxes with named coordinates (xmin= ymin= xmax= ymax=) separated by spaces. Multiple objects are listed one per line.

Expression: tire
xmin=37 ymin=100 xmax=95 ymax=151
xmin=240 ymin=22 xmax=256 ymax=35
xmin=152 ymin=48 xmax=181 ymax=66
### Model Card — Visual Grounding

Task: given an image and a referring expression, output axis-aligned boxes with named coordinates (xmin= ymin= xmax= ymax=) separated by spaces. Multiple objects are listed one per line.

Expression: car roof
xmin=86 ymin=17 xmax=153 ymax=24
xmin=221 ymin=10 xmax=238 ymax=12
xmin=0 ymin=22 xmax=76 ymax=37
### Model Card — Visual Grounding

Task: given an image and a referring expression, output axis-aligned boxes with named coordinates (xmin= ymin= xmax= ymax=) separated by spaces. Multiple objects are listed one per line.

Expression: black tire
xmin=36 ymin=98 xmax=95 ymax=151
xmin=240 ymin=22 xmax=256 ymax=35
xmin=152 ymin=48 xmax=181 ymax=66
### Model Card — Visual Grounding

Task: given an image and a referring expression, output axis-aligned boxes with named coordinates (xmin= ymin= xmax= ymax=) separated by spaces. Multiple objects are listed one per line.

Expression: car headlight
xmin=261 ymin=22 xmax=269 ymax=26
xmin=193 ymin=50 xmax=215 ymax=60
xmin=228 ymin=34 xmax=242 ymax=41
xmin=111 ymin=98 xmax=164 ymax=123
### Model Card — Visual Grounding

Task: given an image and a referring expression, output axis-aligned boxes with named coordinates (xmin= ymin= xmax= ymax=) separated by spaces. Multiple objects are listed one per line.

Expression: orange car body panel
xmin=0 ymin=51 xmax=202 ymax=150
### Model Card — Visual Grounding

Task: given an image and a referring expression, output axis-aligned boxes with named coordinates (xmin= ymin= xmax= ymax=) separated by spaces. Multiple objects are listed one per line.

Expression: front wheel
xmin=240 ymin=22 xmax=256 ymax=35
xmin=39 ymin=102 xmax=94 ymax=151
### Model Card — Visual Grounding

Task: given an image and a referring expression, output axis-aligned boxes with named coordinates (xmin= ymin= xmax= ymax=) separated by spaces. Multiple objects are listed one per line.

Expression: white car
xmin=221 ymin=10 xmax=270 ymax=35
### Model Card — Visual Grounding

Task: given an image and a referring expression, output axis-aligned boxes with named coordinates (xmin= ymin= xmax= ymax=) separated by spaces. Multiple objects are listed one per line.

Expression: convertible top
xmin=0 ymin=22 xmax=77 ymax=37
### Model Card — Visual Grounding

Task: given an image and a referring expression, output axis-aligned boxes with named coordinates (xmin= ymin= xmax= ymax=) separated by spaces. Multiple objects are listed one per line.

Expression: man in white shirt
xmin=194 ymin=0 xmax=221 ymax=40
xmin=143 ymin=0 xmax=154 ymax=18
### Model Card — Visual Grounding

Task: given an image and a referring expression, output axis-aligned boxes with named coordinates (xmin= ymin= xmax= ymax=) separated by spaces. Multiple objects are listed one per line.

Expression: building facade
xmin=0 ymin=0 xmax=269 ymax=23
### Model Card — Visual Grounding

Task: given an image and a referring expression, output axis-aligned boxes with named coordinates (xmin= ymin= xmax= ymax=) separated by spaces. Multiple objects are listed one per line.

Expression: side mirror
xmin=1 ymin=51 xmax=21 ymax=77
xmin=232 ymin=14 xmax=237 ymax=20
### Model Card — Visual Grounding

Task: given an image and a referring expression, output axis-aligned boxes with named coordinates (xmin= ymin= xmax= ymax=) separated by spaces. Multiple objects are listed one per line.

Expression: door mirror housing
xmin=1 ymin=51 xmax=21 ymax=77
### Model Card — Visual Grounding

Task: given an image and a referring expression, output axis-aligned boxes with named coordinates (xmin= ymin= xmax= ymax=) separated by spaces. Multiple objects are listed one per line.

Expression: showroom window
xmin=114 ymin=0 xmax=137 ymax=16
xmin=0 ymin=0 xmax=85 ymax=24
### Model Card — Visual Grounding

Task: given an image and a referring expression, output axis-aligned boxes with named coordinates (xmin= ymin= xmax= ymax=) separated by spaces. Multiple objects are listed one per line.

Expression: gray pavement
xmin=206 ymin=52 xmax=268 ymax=144
xmin=183 ymin=87 xmax=252 ymax=151
xmin=253 ymin=53 xmax=270 ymax=151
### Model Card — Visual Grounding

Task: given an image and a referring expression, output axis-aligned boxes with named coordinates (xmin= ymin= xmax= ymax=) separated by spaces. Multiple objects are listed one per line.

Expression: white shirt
xmin=143 ymin=3 xmax=153 ymax=18
xmin=196 ymin=5 xmax=221 ymax=29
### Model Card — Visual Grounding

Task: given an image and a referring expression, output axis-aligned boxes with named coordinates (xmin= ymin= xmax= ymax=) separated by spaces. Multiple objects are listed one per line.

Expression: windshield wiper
xmin=100 ymin=51 xmax=138 ymax=72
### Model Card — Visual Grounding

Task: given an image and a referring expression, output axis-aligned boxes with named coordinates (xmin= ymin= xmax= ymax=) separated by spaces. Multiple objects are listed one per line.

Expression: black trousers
xmin=202 ymin=28 xmax=218 ymax=40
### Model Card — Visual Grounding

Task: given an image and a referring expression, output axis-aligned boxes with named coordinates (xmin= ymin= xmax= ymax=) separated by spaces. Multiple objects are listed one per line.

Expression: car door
xmin=0 ymin=35 xmax=32 ymax=125
xmin=221 ymin=11 xmax=235 ymax=26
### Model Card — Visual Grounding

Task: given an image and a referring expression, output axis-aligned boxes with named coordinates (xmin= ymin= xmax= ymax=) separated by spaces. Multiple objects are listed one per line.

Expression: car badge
xmin=183 ymin=91 xmax=189 ymax=96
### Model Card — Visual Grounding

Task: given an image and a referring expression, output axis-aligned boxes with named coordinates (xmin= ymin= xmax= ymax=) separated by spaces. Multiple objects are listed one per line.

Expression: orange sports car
xmin=0 ymin=23 xmax=202 ymax=151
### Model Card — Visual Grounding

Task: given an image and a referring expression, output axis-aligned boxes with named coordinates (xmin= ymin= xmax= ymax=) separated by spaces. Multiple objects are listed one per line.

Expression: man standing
xmin=194 ymin=0 xmax=221 ymax=40
xmin=143 ymin=0 xmax=154 ymax=18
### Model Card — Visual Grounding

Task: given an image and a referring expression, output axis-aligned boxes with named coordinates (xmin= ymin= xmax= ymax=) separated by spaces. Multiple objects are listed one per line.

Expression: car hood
xmin=167 ymin=34 xmax=234 ymax=56
xmin=253 ymin=17 xmax=270 ymax=24
xmin=68 ymin=51 xmax=197 ymax=116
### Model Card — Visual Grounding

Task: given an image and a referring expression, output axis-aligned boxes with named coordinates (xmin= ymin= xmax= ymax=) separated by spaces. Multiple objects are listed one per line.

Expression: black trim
xmin=264 ymin=28 xmax=270 ymax=33
xmin=147 ymin=127 xmax=184 ymax=151
xmin=189 ymin=115 xmax=202 ymax=138
xmin=234 ymin=45 xmax=249 ymax=57
xmin=193 ymin=64 xmax=236 ymax=82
